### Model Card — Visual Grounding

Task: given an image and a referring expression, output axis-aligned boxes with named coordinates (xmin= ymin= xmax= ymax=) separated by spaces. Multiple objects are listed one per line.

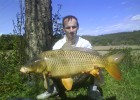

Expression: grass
xmin=102 ymin=64 xmax=140 ymax=100
xmin=0 ymin=48 xmax=140 ymax=100
xmin=101 ymin=48 xmax=140 ymax=100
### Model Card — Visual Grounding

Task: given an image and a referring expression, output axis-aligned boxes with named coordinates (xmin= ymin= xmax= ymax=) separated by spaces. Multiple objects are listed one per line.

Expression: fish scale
xmin=41 ymin=50 xmax=106 ymax=77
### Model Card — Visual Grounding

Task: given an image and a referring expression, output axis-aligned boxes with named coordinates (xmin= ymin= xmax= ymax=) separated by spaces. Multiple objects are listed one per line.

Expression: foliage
xmin=52 ymin=4 xmax=63 ymax=36
xmin=0 ymin=35 xmax=15 ymax=50
xmin=0 ymin=50 xmax=43 ymax=100
xmin=52 ymin=4 xmax=64 ymax=45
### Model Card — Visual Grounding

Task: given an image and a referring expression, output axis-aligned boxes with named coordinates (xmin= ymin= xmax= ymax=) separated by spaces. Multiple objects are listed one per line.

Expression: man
xmin=37 ymin=15 xmax=103 ymax=100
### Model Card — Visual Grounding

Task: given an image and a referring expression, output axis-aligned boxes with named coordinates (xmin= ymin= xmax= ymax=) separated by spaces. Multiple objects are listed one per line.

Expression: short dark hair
xmin=62 ymin=15 xmax=79 ymax=28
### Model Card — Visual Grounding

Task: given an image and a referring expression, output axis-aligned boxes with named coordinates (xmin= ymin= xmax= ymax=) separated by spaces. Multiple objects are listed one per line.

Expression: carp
xmin=20 ymin=47 xmax=124 ymax=90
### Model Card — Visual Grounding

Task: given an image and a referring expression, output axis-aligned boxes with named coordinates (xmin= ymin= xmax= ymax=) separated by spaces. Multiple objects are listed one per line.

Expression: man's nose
xmin=70 ymin=27 xmax=74 ymax=32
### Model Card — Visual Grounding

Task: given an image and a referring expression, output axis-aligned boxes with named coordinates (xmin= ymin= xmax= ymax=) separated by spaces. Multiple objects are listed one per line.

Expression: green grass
xmin=0 ymin=49 xmax=140 ymax=100
xmin=102 ymin=65 xmax=140 ymax=100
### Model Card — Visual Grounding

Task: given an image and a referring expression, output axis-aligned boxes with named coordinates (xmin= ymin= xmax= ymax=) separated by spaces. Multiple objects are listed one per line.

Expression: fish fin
xmin=43 ymin=74 xmax=48 ymax=89
xmin=105 ymin=53 xmax=124 ymax=80
xmin=61 ymin=78 xmax=73 ymax=90
xmin=90 ymin=69 xmax=104 ymax=84
xmin=107 ymin=53 xmax=125 ymax=64
xmin=90 ymin=69 xmax=99 ymax=77
xmin=73 ymin=47 xmax=100 ymax=56
xmin=105 ymin=63 xmax=121 ymax=80
xmin=62 ymin=42 xmax=100 ymax=56
xmin=61 ymin=41 xmax=74 ymax=50
xmin=89 ymin=69 xmax=102 ymax=80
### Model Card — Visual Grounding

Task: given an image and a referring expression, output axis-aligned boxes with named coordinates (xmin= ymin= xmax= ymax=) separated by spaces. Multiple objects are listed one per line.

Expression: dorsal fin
xmin=61 ymin=41 xmax=74 ymax=50
xmin=61 ymin=42 xmax=100 ymax=56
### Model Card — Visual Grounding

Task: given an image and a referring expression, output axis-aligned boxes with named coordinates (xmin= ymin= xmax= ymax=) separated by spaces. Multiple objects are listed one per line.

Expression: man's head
xmin=62 ymin=15 xmax=79 ymax=42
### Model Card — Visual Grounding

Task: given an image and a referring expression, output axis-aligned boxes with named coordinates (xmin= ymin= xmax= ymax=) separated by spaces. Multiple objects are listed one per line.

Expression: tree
xmin=25 ymin=0 xmax=53 ymax=60
xmin=52 ymin=4 xmax=64 ymax=45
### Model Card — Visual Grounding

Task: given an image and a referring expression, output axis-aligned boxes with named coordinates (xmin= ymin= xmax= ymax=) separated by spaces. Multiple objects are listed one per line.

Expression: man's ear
xmin=63 ymin=28 xmax=66 ymax=33
xmin=77 ymin=26 xmax=79 ymax=30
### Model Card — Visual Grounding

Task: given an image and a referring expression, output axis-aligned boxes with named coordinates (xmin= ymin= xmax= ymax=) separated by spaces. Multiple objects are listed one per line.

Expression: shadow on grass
xmin=7 ymin=95 xmax=116 ymax=100
xmin=7 ymin=98 xmax=35 ymax=100
xmin=105 ymin=96 xmax=116 ymax=100
xmin=58 ymin=95 xmax=116 ymax=100
xmin=61 ymin=95 xmax=116 ymax=100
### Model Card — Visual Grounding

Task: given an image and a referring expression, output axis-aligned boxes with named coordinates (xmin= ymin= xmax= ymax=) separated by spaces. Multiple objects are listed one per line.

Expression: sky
xmin=0 ymin=0 xmax=140 ymax=36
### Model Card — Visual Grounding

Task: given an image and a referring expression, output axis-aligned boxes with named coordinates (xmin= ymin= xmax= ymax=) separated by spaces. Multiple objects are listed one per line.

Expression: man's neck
xmin=66 ymin=38 xmax=76 ymax=45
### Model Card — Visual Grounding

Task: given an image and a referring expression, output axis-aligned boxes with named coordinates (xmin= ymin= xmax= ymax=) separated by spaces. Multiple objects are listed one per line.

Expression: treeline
xmin=82 ymin=30 xmax=140 ymax=46
xmin=0 ymin=30 xmax=140 ymax=50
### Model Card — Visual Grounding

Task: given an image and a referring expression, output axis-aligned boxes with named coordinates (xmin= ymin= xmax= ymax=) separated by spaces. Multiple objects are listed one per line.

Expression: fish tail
xmin=105 ymin=63 xmax=121 ymax=80
xmin=105 ymin=53 xmax=125 ymax=80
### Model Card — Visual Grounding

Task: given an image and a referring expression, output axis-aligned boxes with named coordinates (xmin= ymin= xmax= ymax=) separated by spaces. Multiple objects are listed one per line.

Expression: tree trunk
xmin=25 ymin=0 xmax=52 ymax=60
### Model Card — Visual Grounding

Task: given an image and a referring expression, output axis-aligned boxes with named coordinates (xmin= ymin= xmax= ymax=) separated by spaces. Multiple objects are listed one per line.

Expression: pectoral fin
xmin=61 ymin=78 xmax=73 ymax=90
xmin=43 ymin=74 xmax=48 ymax=89
xmin=90 ymin=69 xmax=99 ymax=77
xmin=90 ymin=69 xmax=104 ymax=84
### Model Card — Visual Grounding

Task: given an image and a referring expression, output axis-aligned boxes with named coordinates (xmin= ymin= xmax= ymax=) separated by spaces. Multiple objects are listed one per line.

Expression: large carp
xmin=20 ymin=47 xmax=124 ymax=90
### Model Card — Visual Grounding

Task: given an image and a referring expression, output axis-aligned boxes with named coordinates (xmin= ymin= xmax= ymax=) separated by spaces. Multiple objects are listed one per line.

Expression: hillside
xmin=82 ymin=30 xmax=140 ymax=46
xmin=0 ymin=30 xmax=140 ymax=50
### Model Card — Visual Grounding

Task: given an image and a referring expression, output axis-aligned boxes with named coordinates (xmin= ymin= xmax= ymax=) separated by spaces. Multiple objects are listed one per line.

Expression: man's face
xmin=63 ymin=18 xmax=79 ymax=41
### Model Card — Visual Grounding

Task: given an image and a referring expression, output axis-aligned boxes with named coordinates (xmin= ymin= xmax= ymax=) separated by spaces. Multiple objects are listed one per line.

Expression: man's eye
xmin=65 ymin=27 xmax=71 ymax=29
xmin=72 ymin=26 xmax=77 ymax=29
xmin=65 ymin=26 xmax=77 ymax=29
